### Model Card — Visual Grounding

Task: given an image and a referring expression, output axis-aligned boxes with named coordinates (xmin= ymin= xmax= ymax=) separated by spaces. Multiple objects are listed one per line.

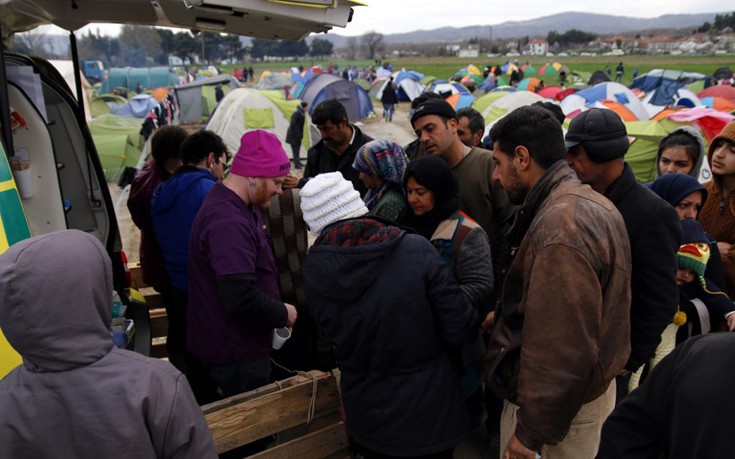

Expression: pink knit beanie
xmin=230 ymin=130 xmax=291 ymax=178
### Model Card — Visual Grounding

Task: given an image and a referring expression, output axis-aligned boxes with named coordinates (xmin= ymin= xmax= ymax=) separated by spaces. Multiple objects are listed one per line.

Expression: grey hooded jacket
xmin=0 ymin=230 xmax=216 ymax=459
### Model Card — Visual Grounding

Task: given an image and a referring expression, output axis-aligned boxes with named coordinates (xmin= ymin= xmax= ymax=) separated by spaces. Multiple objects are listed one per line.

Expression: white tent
xmin=206 ymin=88 xmax=319 ymax=161
xmin=49 ymin=60 xmax=93 ymax=120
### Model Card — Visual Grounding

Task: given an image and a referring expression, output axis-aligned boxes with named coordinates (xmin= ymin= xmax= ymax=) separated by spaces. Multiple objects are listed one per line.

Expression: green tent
xmin=90 ymin=94 xmax=127 ymax=118
xmin=471 ymin=91 xmax=511 ymax=116
xmin=624 ymin=118 xmax=696 ymax=183
xmin=88 ymin=114 xmax=144 ymax=181
xmin=93 ymin=134 xmax=142 ymax=182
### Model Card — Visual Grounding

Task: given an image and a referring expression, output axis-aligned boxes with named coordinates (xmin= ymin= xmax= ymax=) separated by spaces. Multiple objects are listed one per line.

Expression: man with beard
xmin=283 ymin=99 xmax=373 ymax=197
xmin=187 ymin=130 xmax=298 ymax=399
xmin=485 ymin=105 xmax=631 ymax=459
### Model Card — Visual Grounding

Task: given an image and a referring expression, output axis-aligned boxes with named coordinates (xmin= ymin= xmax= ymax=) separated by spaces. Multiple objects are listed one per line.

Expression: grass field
xmin=222 ymin=54 xmax=734 ymax=87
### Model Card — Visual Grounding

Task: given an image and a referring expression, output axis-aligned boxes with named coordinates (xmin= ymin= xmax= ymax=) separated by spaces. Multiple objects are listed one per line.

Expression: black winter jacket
xmin=604 ymin=164 xmax=681 ymax=371
xmin=303 ymin=218 xmax=478 ymax=456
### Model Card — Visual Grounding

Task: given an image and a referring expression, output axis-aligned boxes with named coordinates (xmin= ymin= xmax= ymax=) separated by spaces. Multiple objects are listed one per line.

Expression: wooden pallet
xmin=202 ymin=370 xmax=352 ymax=458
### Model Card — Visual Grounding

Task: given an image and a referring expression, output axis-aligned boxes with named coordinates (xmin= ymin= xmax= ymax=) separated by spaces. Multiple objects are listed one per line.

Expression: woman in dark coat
xmin=300 ymin=171 xmax=478 ymax=459
xmin=380 ymin=77 xmax=398 ymax=122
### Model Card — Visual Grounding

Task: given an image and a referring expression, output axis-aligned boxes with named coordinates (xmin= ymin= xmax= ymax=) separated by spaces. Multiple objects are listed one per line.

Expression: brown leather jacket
xmin=485 ymin=162 xmax=631 ymax=450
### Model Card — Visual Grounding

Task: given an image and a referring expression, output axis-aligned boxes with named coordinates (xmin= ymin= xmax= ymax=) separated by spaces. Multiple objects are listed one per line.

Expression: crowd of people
xmin=1 ymin=92 xmax=734 ymax=459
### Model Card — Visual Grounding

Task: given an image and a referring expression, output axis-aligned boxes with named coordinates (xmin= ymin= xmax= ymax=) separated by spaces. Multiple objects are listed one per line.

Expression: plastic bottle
xmin=111 ymin=290 xmax=123 ymax=318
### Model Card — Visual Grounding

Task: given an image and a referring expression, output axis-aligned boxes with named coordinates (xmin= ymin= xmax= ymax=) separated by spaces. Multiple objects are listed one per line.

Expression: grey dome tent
xmin=174 ymin=75 xmax=240 ymax=123
xmin=300 ymin=73 xmax=374 ymax=121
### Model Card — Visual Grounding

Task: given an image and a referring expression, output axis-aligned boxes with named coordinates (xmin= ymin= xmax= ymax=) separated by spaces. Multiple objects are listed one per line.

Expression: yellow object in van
xmin=0 ymin=142 xmax=32 ymax=377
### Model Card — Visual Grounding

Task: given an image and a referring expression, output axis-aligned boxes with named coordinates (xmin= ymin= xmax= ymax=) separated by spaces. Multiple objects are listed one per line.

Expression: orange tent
xmin=599 ymin=100 xmax=638 ymax=122
xmin=151 ymin=87 xmax=169 ymax=101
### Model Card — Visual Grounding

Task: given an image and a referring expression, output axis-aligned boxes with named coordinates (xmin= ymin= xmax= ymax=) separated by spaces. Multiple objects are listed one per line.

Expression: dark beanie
xmin=410 ymin=99 xmax=458 ymax=127
xmin=564 ymin=109 xmax=630 ymax=163
xmin=647 ymin=173 xmax=708 ymax=208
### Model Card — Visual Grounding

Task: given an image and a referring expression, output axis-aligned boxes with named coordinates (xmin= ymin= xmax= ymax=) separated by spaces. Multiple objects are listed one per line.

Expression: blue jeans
xmin=383 ymin=103 xmax=394 ymax=121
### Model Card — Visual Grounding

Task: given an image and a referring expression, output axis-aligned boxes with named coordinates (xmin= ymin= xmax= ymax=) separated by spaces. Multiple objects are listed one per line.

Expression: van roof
xmin=0 ymin=0 xmax=365 ymax=41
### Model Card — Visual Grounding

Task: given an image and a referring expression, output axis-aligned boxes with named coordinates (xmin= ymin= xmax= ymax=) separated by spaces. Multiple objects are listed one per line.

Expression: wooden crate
xmin=203 ymin=370 xmax=351 ymax=458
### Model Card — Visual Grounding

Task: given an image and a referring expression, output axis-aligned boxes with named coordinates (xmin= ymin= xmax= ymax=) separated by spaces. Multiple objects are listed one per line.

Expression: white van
xmin=0 ymin=0 xmax=364 ymax=377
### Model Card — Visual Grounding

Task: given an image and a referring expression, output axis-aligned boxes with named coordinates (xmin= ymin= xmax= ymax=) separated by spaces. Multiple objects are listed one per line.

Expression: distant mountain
xmin=296 ymin=11 xmax=723 ymax=47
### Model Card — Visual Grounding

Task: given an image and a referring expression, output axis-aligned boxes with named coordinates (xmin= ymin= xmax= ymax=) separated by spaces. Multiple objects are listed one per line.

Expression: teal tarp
xmin=100 ymin=67 xmax=179 ymax=93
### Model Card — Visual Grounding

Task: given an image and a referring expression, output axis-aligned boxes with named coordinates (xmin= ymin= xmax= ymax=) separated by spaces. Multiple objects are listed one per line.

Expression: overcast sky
xmin=337 ymin=0 xmax=725 ymax=36
xmin=78 ymin=0 xmax=726 ymax=38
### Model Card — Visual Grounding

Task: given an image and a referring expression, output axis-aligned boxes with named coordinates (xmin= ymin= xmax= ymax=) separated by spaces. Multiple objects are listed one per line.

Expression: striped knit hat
xmin=677 ymin=220 xmax=710 ymax=286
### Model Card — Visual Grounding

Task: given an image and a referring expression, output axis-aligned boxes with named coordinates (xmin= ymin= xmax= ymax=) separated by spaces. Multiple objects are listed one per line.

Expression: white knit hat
xmin=300 ymin=172 xmax=368 ymax=235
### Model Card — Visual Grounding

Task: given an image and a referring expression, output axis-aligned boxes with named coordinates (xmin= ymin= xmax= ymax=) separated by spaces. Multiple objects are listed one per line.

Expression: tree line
xmin=10 ymin=25 xmax=340 ymax=67
xmin=696 ymin=11 xmax=735 ymax=34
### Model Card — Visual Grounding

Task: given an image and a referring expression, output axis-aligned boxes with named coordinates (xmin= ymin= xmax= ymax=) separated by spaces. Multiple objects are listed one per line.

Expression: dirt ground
xmin=114 ymin=102 xmax=416 ymax=264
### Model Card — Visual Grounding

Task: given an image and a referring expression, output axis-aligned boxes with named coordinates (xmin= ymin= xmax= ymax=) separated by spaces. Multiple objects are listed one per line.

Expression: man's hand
xmin=481 ymin=311 xmax=496 ymax=334
xmin=727 ymin=313 xmax=735 ymax=332
xmin=285 ymin=303 xmax=298 ymax=328
xmin=503 ymin=433 xmax=540 ymax=459
xmin=717 ymin=241 xmax=732 ymax=256
xmin=282 ymin=174 xmax=300 ymax=190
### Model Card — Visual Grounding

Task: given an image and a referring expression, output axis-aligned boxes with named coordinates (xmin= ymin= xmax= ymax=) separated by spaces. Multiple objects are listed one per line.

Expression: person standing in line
xmin=380 ymin=77 xmax=398 ymax=122
xmin=597 ymin=333 xmax=735 ymax=459
xmin=352 ymin=139 xmax=409 ymax=222
xmin=283 ymin=99 xmax=373 ymax=197
xmin=486 ymin=105 xmax=631 ymax=459
xmin=0 ymin=230 xmax=217 ymax=459
xmin=565 ymin=109 xmax=681 ymax=401
xmin=300 ymin=172 xmax=478 ymax=459
xmin=401 ymin=155 xmax=493 ymax=430
xmin=286 ymin=101 xmax=307 ymax=170
xmin=187 ymin=130 xmax=297 ymax=399
xmin=127 ymin=125 xmax=187 ymax=347
xmin=151 ymin=130 xmax=228 ymax=403
xmin=456 ymin=107 xmax=485 ymax=148
xmin=698 ymin=121 xmax=735 ymax=299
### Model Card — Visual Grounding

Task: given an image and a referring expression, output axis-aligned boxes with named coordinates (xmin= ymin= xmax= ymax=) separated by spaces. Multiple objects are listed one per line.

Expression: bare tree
xmin=361 ymin=31 xmax=384 ymax=60
xmin=118 ymin=25 xmax=162 ymax=66
xmin=345 ymin=37 xmax=359 ymax=60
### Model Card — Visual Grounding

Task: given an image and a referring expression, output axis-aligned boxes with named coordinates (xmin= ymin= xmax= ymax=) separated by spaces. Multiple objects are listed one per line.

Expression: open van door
xmin=0 ymin=0 xmax=364 ymax=377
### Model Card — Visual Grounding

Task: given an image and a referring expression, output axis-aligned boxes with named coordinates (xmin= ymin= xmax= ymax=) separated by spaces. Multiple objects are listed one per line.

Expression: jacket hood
xmin=0 ymin=230 xmax=113 ymax=372
xmin=307 ymin=219 xmax=405 ymax=304
xmin=647 ymin=173 xmax=708 ymax=208
xmin=152 ymin=167 xmax=214 ymax=214
xmin=656 ymin=126 xmax=706 ymax=179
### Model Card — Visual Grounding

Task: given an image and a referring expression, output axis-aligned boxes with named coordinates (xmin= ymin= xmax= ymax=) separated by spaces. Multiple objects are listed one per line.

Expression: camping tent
xmin=88 ymin=113 xmax=144 ymax=181
xmin=100 ymin=66 xmax=179 ymax=93
xmin=630 ymin=69 xmax=706 ymax=93
xmin=109 ymin=94 xmax=160 ymax=118
xmin=90 ymin=94 xmax=127 ymax=118
xmin=300 ymin=73 xmax=374 ymax=121
xmin=425 ymin=80 xmax=475 ymax=109
xmin=256 ymin=72 xmax=294 ymax=90
xmin=588 ymin=70 xmax=612 ymax=86
xmin=49 ymin=60 xmax=93 ymax=121
xmin=174 ymin=74 xmax=240 ymax=123
xmin=206 ymin=88 xmax=319 ymax=162
xmin=392 ymin=70 xmax=425 ymax=101
xmin=480 ymin=91 xmax=545 ymax=125
xmin=560 ymin=82 xmax=649 ymax=120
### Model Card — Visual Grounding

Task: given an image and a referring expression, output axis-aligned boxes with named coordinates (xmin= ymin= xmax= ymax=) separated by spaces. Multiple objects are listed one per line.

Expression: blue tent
xmin=109 ymin=94 xmax=160 ymax=118
xmin=300 ymin=73 xmax=374 ymax=121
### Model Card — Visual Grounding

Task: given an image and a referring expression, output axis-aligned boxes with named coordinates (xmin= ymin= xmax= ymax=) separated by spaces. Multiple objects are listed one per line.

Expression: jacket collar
xmin=507 ymin=160 xmax=570 ymax=246
xmin=603 ymin=162 xmax=635 ymax=205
